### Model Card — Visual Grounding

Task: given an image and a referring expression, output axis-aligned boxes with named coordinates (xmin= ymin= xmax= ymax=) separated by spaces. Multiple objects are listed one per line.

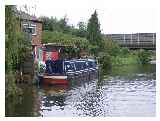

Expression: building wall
xmin=32 ymin=22 xmax=42 ymax=45
xmin=21 ymin=20 xmax=42 ymax=46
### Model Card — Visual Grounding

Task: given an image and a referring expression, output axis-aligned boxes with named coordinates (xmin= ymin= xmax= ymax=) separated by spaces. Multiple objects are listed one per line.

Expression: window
xmin=30 ymin=24 xmax=36 ymax=35
xmin=23 ymin=23 xmax=37 ymax=35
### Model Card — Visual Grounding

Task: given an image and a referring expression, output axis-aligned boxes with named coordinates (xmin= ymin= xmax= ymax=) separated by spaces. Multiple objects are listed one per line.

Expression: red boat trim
xmin=43 ymin=78 xmax=68 ymax=85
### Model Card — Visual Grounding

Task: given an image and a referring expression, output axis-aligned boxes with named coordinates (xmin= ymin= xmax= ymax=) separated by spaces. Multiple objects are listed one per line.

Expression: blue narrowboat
xmin=38 ymin=59 xmax=99 ymax=85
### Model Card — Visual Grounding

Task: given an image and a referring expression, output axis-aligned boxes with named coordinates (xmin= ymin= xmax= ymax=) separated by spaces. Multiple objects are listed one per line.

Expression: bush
xmin=42 ymin=31 xmax=89 ymax=49
xmin=137 ymin=49 xmax=151 ymax=64
xmin=88 ymin=44 xmax=99 ymax=56
xmin=99 ymin=52 xmax=112 ymax=70
xmin=120 ymin=48 xmax=130 ymax=57
xmin=103 ymin=38 xmax=121 ymax=57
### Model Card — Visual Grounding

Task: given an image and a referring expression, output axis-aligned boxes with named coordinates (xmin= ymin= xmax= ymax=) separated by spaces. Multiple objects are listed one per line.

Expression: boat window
xmin=88 ymin=61 xmax=96 ymax=68
xmin=75 ymin=61 xmax=82 ymax=71
xmin=86 ymin=61 xmax=90 ymax=68
xmin=74 ymin=61 xmax=86 ymax=71
xmin=65 ymin=62 xmax=75 ymax=72
xmin=81 ymin=61 xmax=87 ymax=69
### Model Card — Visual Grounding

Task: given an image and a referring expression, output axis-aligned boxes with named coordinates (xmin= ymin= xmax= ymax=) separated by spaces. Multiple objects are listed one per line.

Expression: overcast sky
xmin=16 ymin=0 xmax=156 ymax=34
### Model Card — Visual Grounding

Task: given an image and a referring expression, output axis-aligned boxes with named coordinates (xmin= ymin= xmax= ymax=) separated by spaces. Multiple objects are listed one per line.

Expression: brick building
xmin=15 ymin=10 xmax=42 ymax=46
xmin=21 ymin=19 xmax=42 ymax=46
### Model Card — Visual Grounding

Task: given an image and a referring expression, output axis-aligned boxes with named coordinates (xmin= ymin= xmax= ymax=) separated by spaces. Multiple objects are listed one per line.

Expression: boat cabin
xmin=44 ymin=59 xmax=98 ymax=76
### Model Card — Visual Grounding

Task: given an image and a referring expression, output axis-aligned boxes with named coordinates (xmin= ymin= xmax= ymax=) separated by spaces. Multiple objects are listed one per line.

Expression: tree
xmin=5 ymin=5 xmax=30 ymax=100
xmin=5 ymin=5 xmax=19 ymax=71
xmin=39 ymin=16 xmax=50 ymax=30
xmin=6 ymin=6 xmax=29 ymax=71
xmin=40 ymin=15 xmax=72 ymax=34
xmin=76 ymin=21 xmax=87 ymax=37
xmin=59 ymin=15 xmax=71 ymax=34
xmin=87 ymin=10 xmax=102 ymax=46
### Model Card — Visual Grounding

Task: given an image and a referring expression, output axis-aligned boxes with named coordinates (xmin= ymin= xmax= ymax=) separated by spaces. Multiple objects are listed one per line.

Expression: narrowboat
xmin=37 ymin=59 xmax=99 ymax=85
xmin=33 ymin=43 xmax=99 ymax=85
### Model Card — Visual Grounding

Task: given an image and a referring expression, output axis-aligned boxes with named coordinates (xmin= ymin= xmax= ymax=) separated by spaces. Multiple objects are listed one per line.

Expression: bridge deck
xmin=105 ymin=33 xmax=156 ymax=50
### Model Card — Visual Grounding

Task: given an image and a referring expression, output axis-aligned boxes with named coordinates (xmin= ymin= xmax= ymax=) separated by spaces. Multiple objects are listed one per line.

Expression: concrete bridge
xmin=105 ymin=33 xmax=156 ymax=50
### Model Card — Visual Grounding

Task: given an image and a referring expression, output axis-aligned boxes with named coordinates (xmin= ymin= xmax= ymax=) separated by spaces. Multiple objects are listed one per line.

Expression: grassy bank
xmin=111 ymin=54 xmax=138 ymax=66
xmin=98 ymin=47 xmax=155 ymax=73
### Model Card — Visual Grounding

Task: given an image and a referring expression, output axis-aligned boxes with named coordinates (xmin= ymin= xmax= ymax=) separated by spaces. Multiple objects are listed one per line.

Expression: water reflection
xmin=6 ymin=85 xmax=41 ymax=117
xmin=5 ymin=64 xmax=156 ymax=117
xmin=36 ymin=85 xmax=67 ymax=116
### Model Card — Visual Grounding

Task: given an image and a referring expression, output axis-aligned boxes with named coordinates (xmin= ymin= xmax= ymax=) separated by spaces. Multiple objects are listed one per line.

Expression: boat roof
xmin=43 ymin=43 xmax=72 ymax=47
xmin=64 ymin=59 xmax=96 ymax=63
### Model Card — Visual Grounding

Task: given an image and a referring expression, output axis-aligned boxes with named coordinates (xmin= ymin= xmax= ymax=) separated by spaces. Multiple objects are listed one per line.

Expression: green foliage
xmin=40 ymin=16 xmax=87 ymax=38
xmin=40 ymin=16 xmax=88 ymax=58
xmin=39 ymin=16 xmax=72 ymax=34
xmin=6 ymin=33 xmax=25 ymax=71
xmin=87 ymin=10 xmax=102 ymax=46
xmin=111 ymin=54 xmax=138 ymax=66
xmin=5 ymin=5 xmax=29 ymax=99
xmin=42 ymin=31 xmax=89 ymax=58
xmin=86 ymin=10 xmax=104 ymax=56
xmin=88 ymin=44 xmax=99 ymax=56
xmin=76 ymin=21 xmax=87 ymax=37
xmin=42 ymin=31 xmax=89 ymax=49
xmin=120 ymin=47 xmax=130 ymax=57
xmin=137 ymin=49 xmax=152 ymax=64
xmin=5 ymin=72 xmax=22 ymax=98
xmin=6 ymin=6 xmax=30 ymax=71
xmin=71 ymin=22 xmax=87 ymax=38
xmin=103 ymin=38 xmax=121 ymax=57
xmin=98 ymin=52 xmax=112 ymax=70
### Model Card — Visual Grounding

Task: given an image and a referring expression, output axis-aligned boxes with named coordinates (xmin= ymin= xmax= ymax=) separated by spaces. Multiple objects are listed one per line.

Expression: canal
xmin=6 ymin=64 xmax=156 ymax=117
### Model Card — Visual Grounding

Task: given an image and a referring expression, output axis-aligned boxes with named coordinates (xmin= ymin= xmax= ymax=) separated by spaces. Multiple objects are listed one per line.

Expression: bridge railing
xmin=106 ymin=33 xmax=156 ymax=49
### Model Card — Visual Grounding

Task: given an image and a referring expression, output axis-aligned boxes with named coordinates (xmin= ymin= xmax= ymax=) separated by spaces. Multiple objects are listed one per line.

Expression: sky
xmin=15 ymin=0 xmax=156 ymax=34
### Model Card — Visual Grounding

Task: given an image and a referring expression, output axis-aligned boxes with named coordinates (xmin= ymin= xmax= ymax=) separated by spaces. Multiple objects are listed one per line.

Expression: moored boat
xmin=38 ymin=58 xmax=99 ymax=85
xmin=34 ymin=43 xmax=99 ymax=85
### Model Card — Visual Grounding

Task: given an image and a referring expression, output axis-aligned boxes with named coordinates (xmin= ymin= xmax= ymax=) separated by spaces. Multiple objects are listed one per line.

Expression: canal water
xmin=6 ymin=64 xmax=156 ymax=117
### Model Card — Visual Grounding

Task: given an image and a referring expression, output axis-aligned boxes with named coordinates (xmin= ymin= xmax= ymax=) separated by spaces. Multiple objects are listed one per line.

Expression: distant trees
xmin=40 ymin=16 xmax=72 ymax=34
xmin=76 ymin=22 xmax=87 ymax=37
xmin=40 ymin=11 xmax=102 ymax=43
xmin=40 ymin=10 xmax=105 ymax=57
xmin=39 ymin=16 xmax=87 ymax=38
xmin=41 ymin=10 xmax=151 ymax=69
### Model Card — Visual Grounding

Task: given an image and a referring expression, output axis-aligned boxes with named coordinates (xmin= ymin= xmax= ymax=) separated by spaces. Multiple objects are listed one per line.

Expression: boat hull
xmin=41 ymin=75 xmax=68 ymax=85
